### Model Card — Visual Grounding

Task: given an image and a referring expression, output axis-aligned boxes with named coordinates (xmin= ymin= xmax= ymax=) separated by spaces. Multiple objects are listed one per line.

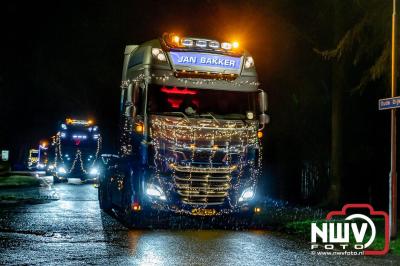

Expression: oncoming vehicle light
xmin=58 ymin=167 xmax=67 ymax=174
xmin=89 ymin=168 xmax=99 ymax=176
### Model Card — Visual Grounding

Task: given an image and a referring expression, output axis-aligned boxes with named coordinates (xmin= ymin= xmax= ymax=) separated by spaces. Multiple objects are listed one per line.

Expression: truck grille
xmin=173 ymin=171 xmax=232 ymax=205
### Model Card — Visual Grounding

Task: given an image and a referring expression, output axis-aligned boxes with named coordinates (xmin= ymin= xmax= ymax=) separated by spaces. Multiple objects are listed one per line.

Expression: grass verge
xmin=0 ymin=175 xmax=41 ymax=188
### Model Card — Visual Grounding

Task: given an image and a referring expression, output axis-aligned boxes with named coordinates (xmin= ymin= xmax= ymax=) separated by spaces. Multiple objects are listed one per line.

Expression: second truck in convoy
xmin=99 ymin=33 xmax=269 ymax=227
xmin=49 ymin=118 xmax=102 ymax=183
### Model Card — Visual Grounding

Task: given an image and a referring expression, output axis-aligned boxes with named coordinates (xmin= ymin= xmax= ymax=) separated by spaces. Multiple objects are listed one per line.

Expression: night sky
xmin=1 ymin=1 xmax=392 ymax=204
xmin=2 ymin=0 xmax=297 ymax=157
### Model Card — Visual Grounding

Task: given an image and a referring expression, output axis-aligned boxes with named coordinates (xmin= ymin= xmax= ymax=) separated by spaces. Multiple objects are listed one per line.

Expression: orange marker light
xmin=135 ymin=124 xmax=144 ymax=133
xmin=257 ymin=131 xmax=263 ymax=138
xmin=132 ymin=202 xmax=141 ymax=211
xmin=172 ymin=35 xmax=180 ymax=44
xmin=88 ymin=120 xmax=93 ymax=125
xmin=232 ymin=41 xmax=239 ymax=49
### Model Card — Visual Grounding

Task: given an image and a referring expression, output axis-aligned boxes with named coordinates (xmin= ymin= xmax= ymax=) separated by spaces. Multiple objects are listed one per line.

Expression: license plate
xmin=191 ymin=208 xmax=217 ymax=216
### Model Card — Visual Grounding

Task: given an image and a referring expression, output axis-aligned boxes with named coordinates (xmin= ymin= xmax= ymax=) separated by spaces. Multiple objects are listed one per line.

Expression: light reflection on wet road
xmin=0 ymin=183 xmax=398 ymax=265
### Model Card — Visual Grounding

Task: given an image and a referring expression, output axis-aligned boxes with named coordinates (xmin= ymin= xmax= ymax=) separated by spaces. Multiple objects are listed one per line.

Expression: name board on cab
xmin=170 ymin=52 xmax=241 ymax=70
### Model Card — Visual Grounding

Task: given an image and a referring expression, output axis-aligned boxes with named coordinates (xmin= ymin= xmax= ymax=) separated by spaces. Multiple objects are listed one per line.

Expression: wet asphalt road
xmin=0 ymin=183 xmax=399 ymax=265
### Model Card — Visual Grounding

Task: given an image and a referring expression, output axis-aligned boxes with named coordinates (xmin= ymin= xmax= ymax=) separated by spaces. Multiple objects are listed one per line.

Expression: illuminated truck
xmin=99 ymin=33 xmax=269 ymax=227
xmin=52 ymin=118 xmax=102 ymax=183
xmin=27 ymin=149 xmax=39 ymax=170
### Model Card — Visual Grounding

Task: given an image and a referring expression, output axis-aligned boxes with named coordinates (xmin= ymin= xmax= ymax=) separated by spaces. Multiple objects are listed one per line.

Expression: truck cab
xmin=51 ymin=118 xmax=102 ymax=183
xmin=99 ymin=33 xmax=268 ymax=227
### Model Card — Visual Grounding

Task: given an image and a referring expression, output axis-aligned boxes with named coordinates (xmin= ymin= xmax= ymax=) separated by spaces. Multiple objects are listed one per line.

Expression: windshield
xmin=148 ymin=85 xmax=257 ymax=120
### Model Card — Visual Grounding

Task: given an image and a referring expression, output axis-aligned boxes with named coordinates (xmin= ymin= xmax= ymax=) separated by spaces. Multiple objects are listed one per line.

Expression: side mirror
xmin=258 ymin=90 xmax=268 ymax=113
xmin=101 ymin=154 xmax=119 ymax=166
xmin=259 ymin=113 xmax=270 ymax=125
xmin=258 ymin=90 xmax=269 ymax=128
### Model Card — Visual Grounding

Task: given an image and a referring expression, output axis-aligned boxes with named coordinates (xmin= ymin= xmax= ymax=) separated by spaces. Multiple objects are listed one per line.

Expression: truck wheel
xmin=53 ymin=175 xmax=63 ymax=183
xmin=98 ymin=177 xmax=112 ymax=211
xmin=123 ymin=209 xmax=167 ymax=229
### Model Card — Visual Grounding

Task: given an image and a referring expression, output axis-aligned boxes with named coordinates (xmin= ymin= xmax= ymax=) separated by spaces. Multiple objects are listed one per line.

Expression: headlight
xmin=244 ymin=56 xmax=254 ymax=69
xmin=152 ymin=48 xmax=167 ymax=62
xmin=89 ymin=168 xmax=99 ymax=175
xmin=238 ymin=187 xmax=254 ymax=202
xmin=48 ymin=165 xmax=55 ymax=170
xmin=146 ymin=184 xmax=166 ymax=200
xmin=221 ymin=42 xmax=233 ymax=50
xmin=58 ymin=167 xmax=67 ymax=174
xmin=37 ymin=163 xmax=45 ymax=169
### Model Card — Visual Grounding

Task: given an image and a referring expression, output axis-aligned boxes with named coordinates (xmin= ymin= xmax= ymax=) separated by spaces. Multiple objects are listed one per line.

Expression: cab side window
xmin=132 ymin=82 xmax=143 ymax=118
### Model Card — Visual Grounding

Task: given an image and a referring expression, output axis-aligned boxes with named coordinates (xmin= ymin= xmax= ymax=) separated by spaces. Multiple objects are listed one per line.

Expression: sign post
xmin=390 ymin=0 xmax=398 ymax=240
xmin=1 ymin=150 xmax=9 ymax=161
xmin=379 ymin=0 xmax=398 ymax=240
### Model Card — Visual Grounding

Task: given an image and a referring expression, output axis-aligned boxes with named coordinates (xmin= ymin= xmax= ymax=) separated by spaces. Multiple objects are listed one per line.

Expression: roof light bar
xmin=221 ymin=42 xmax=233 ymax=50
xmin=208 ymin=41 xmax=220 ymax=49
xmin=195 ymin=40 xmax=207 ymax=48
xmin=182 ymin=39 xmax=194 ymax=47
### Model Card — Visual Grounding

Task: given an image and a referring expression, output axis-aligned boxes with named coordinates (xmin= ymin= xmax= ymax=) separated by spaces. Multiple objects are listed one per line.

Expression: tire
xmin=98 ymin=175 xmax=112 ymax=211
xmin=122 ymin=208 xmax=168 ymax=229
xmin=53 ymin=175 xmax=66 ymax=183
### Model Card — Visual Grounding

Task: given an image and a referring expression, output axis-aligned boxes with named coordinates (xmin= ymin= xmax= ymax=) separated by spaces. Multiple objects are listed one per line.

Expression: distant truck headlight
xmin=48 ymin=165 xmax=55 ymax=170
xmin=57 ymin=167 xmax=67 ymax=174
xmin=238 ymin=187 xmax=254 ymax=202
xmin=37 ymin=163 xmax=45 ymax=169
xmin=146 ymin=184 xmax=166 ymax=200
xmin=89 ymin=168 xmax=99 ymax=176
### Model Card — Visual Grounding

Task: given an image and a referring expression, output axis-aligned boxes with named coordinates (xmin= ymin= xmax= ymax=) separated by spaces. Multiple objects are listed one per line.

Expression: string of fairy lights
xmin=54 ymin=132 xmax=102 ymax=174
xmin=150 ymin=115 xmax=262 ymax=215
xmin=120 ymin=74 xmax=262 ymax=215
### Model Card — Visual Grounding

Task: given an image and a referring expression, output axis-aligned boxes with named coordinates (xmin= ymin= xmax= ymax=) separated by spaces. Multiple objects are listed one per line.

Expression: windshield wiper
xmin=200 ymin=112 xmax=220 ymax=125
xmin=158 ymin=112 xmax=191 ymax=123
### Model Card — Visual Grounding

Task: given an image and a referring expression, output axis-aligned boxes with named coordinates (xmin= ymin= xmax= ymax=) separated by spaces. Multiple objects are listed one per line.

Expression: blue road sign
xmin=379 ymin=97 xmax=400 ymax=110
